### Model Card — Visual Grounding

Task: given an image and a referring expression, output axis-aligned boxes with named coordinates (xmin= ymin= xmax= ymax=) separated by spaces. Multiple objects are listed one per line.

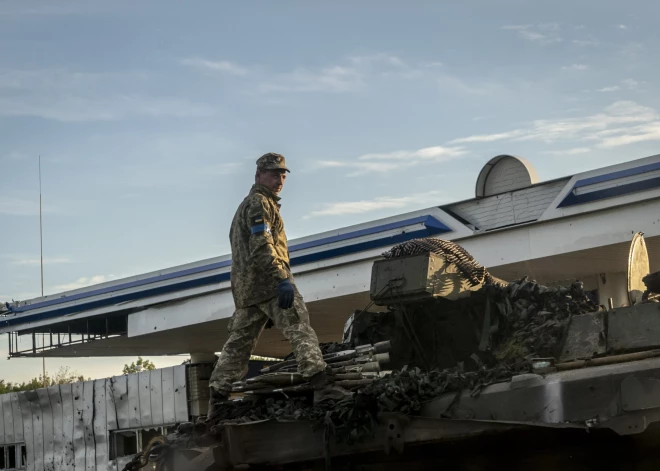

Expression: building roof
xmin=3 ymin=153 xmax=660 ymax=358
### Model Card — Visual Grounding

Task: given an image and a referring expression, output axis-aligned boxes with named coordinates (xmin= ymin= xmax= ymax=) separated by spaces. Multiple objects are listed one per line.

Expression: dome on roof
xmin=475 ymin=155 xmax=539 ymax=198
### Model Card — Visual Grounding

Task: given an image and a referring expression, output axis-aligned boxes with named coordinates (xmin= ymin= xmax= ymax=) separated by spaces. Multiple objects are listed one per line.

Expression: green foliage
xmin=0 ymin=366 xmax=89 ymax=394
xmin=122 ymin=356 xmax=156 ymax=375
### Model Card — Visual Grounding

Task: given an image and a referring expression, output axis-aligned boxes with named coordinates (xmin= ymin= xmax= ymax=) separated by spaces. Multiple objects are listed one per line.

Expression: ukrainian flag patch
xmin=251 ymin=223 xmax=270 ymax=234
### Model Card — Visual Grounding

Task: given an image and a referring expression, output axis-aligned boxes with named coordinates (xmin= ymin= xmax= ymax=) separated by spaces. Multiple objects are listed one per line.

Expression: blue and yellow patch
xmin=250 ymin=214 xmax=270 ymax=234
xmin=251 ymin=223 xmax=271 ymax=235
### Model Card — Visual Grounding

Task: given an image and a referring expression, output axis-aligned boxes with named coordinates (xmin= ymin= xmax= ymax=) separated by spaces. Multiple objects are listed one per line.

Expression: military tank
xmin=125 ymin=235 xmax=660 ymax=471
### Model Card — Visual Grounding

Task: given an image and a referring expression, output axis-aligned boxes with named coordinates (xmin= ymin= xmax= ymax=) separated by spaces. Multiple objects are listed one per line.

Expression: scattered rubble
xmin=178 ymin=276 xmax=601 ymax=447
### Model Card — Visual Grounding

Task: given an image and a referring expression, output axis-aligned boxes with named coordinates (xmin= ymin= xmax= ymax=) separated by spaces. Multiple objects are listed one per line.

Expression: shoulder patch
xmin=251 ymin=223 xmax=271 ymax=235
xmin=250 ymin=214 xmax=271 ymax=234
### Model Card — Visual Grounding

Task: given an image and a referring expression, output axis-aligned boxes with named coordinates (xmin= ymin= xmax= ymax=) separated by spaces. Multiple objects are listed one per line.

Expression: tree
xmin=122 ymin=357 xmax=156 ymax=375
xmin=0 ymin=366 xmax=89 ymax=394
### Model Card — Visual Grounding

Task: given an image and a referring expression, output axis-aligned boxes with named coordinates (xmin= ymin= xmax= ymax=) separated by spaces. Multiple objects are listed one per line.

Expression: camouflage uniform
xmin=210 ymin=153 xmax=326 ymax=395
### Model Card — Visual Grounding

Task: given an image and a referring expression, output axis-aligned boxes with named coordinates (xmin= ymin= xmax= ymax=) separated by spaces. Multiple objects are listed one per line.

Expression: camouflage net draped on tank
xmin=382 ymin=238 xmax=500 ymax=287
xmin=168 ymin=276 xmax=601 ymax=450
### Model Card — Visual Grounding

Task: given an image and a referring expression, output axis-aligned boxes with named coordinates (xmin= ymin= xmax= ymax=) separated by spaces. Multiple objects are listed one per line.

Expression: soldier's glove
xmin=277 ymin=279 xmax=295 ymax=309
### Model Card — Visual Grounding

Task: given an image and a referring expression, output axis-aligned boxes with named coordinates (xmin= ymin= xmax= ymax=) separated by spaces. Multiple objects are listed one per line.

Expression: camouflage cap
xmin=256 ymin=152 xmax=290 ymax=173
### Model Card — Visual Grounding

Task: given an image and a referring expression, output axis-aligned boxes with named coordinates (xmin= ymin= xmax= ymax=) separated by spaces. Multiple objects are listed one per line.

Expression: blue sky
xmin=2 ymin=0 xmax=660 ymax=382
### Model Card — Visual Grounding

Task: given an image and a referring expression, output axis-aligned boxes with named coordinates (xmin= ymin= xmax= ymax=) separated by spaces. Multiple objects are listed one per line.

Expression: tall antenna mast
xmin=39 ymin=155 xmax=46 ymax=386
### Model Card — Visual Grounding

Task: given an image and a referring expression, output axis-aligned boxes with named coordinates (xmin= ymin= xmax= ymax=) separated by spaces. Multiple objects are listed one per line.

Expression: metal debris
xmin=176 ymin=276 xmax=601 ymax=448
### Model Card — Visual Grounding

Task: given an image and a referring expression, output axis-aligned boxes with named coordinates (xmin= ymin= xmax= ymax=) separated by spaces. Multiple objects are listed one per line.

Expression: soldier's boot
xmin=206 ymin=387 xmax=229 ymax=421
xmin=309 ymin=369 xmax=353 ymax=403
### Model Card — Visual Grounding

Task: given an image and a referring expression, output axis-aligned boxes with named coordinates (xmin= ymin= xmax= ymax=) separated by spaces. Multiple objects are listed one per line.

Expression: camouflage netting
xmin=174 ymin=276 xmax=601 ymax=447
xmin=489 ymin=277 xmax=597 ymax=363
xmin=194 ymin=363 xmax=520 ymax=446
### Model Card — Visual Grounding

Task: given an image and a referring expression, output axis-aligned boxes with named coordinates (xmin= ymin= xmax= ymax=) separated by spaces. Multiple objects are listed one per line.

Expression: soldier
xmin=207 ymin=152 xmax=347 ymax=418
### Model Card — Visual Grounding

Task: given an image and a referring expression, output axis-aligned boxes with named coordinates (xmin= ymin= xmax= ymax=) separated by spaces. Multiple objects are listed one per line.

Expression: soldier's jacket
xmin=230 ymin=184 xmax=297 ymax=308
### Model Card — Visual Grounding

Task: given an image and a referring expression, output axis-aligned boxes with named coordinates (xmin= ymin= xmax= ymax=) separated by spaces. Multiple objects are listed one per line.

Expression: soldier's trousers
xmin=209 ymin=295 xmax=327 ymax=395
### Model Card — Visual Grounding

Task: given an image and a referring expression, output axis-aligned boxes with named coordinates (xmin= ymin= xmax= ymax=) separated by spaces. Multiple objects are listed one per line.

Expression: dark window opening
xmin=1 ymin=446 xmax=6 ymax=469
xmin=140 ymin=428 xmax=162 ymax=450
xmin=109 ymin=425 xmax=176 ymax=461
xmin=7 ymin=446 xmax=16 ymax=469
xmin=19 ymin=446 xmax=26 ymax=469
xmin=110 ymin=430 xmax=138 ymax=460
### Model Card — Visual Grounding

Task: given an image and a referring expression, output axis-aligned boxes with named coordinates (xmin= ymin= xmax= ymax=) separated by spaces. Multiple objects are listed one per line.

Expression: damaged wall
xmin=0 ymin=365 xmax=188 ymax=471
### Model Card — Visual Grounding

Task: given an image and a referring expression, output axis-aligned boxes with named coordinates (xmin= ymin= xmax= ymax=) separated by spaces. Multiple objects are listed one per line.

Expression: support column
xmin=188 ymin=352 xmax=217 ymax=417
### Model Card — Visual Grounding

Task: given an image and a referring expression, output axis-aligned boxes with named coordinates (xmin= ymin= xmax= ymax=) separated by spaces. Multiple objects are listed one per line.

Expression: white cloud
xmin=594 ymin=79 xmax=640 ymax=93
xmin=618 ymin=24 xmax=627 ymax=30
xmin=622 ymin=78 xmax=639 ymax=89
xmin=359 ymin=146 xmax=466 ymax=161
xmin=52 ymin=275 xmax=113 ymax=292
xmin=257 ymin=66 xmax=363 ymax=94
xmin=318 ymin=160 xmax=401 ymax=176
xmin=11 ymin=257 xmax=72 ymax=266
xmin=598 ymin=122 xmax=660 ymax=148
xmin=319 ymin=145 xmax=468 ymax=176
xmin=597 ymin=86 xmax=620 ymax=92
xmin=180 ymin=57 xmax=248 ymax=76
xmin=562 ymin=64 xmax=589 ymax=71
xmin=305 ymin=190 xmax=443 ymax=218
xmin=0 ymin=68 xmax=214 ymax=122
xmin=501 ymin=23 xmax=562 ymax=44
xmin=450 ymin=130 xmax=525 ymax=144
xmin=543 ymin=147 xmax=592 ymax=156
xmin=449 ymin=101 xmax=660 ymax=150
xmin=254 ymin=53 xmax=439 ymax=95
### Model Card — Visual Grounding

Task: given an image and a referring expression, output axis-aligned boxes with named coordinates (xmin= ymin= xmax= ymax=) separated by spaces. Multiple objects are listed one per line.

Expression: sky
xmin=2 ymin=0 xmax=660 ymax=382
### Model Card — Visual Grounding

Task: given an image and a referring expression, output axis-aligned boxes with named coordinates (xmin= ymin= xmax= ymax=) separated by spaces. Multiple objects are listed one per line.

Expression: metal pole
xmin=39 ymin=155 xmax=46 ymax=386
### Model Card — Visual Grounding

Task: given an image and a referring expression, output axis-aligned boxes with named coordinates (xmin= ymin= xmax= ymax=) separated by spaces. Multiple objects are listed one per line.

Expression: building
xmin=2 ymin=154 xmax=659 ymax=361
xmin=1 ymin=153 xmax=660 ymax=470
xmin=0 ymin=364 xmax=191 ymax=471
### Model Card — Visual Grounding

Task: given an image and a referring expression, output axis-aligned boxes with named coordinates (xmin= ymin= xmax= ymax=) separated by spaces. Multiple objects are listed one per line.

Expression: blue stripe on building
xmin=1 ymin=215 xmax=451 ymax=326
xmin=558 ymin=162 xmax=660 ymax=208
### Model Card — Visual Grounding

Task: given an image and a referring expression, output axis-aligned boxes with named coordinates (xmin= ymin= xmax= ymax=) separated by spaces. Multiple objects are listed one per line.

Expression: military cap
xmin=256 ymin=152 xmax=290 ymax=173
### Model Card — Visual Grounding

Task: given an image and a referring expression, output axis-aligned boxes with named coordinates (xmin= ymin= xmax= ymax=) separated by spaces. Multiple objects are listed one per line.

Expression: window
xmin=110 ymin=426 xmax=175 ymax=460
xmin=1 ymin=444 xmax=25 ymax=470
xmin=6 ymin=446 xmax=15 ymax=469
xmin=110 ymin=430 xmax=138 ymax=460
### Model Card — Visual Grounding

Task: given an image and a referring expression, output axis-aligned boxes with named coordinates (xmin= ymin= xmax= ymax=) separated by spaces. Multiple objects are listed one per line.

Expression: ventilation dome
xmin=475 ymin=155 xmax=539 ymax=198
